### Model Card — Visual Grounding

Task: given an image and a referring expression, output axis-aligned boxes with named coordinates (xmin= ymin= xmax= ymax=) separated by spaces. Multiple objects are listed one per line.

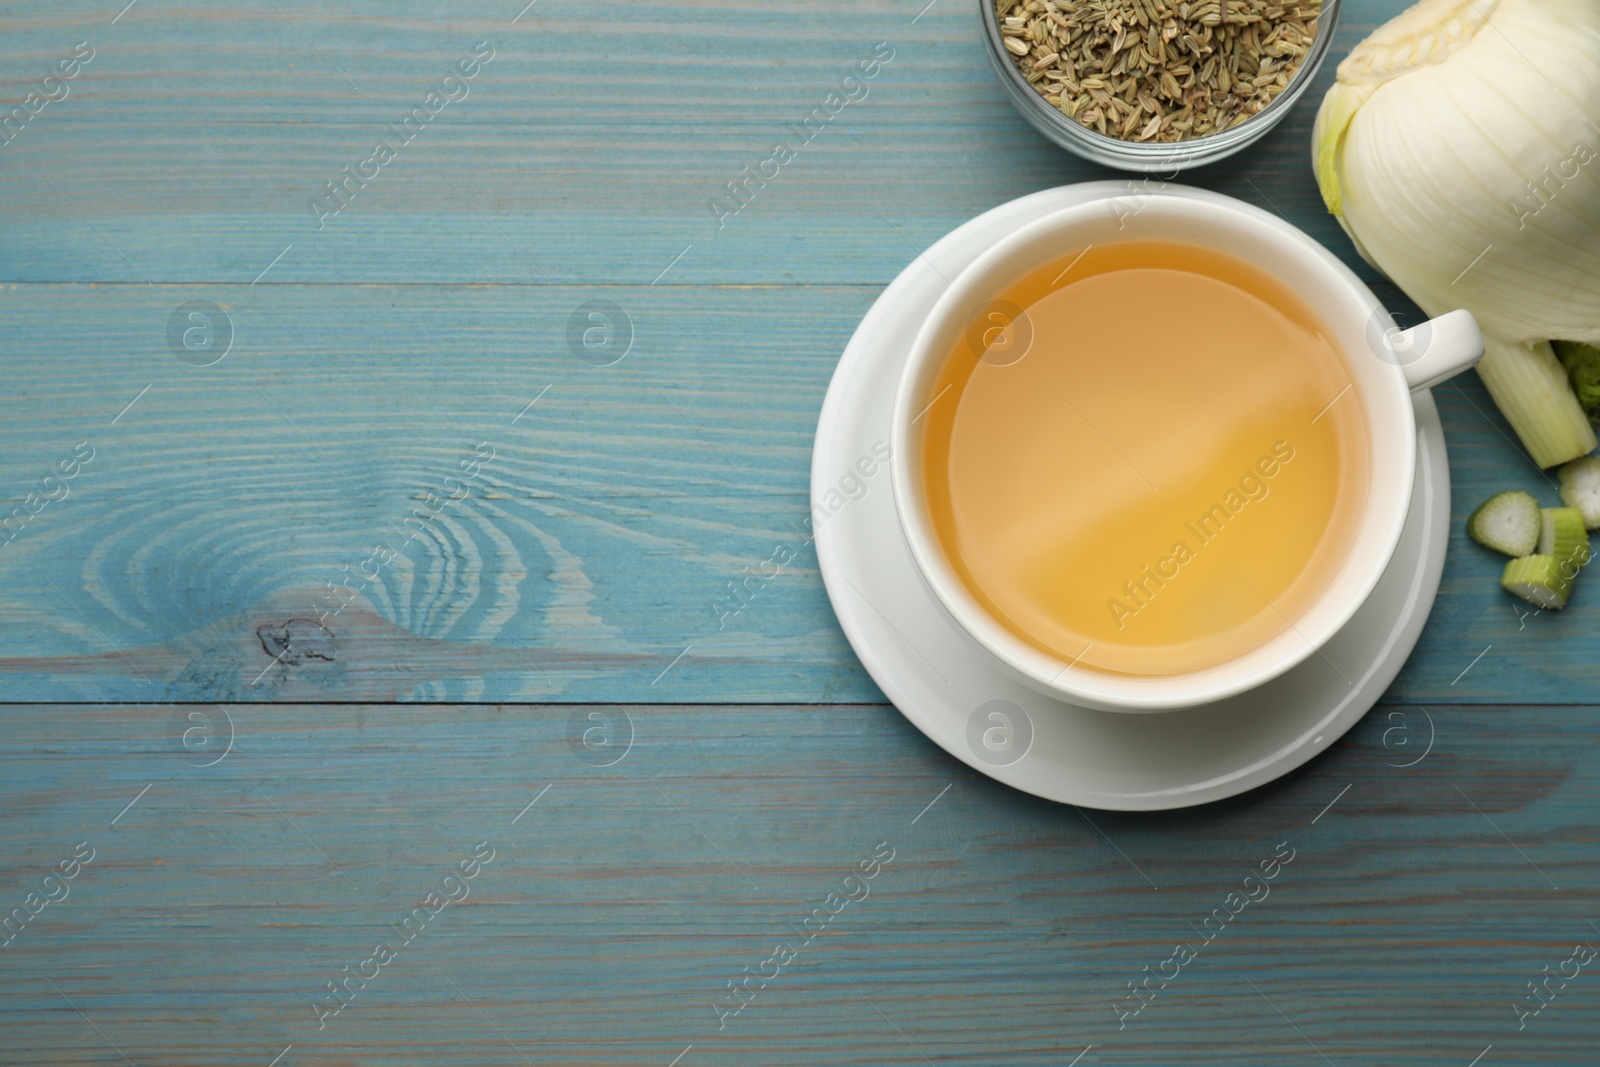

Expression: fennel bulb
xmin=1314 ymin=0 xmax=1600 ymax=468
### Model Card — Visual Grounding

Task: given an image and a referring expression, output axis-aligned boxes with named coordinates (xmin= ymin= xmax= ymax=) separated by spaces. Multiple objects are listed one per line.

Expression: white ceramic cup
xmin=890 ymin=187 xmax=1483 ymax=713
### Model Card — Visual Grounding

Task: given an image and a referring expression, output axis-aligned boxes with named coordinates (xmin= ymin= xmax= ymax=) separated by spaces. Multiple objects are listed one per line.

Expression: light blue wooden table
xmin=1 ymin=1 xmax=1596 ymax=1063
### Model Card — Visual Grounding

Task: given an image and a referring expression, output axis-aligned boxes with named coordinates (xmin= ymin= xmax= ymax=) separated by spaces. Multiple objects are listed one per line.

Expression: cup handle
xmin=1393 ymin=309 xmax=1484 ymax=393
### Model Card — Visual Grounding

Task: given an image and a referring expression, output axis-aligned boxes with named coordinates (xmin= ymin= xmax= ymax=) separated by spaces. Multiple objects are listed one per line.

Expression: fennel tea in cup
xmin=891 ymin=190 xmax=1482 ymax=712
xmin=920 ymin=236 xmax=1368 ymax=676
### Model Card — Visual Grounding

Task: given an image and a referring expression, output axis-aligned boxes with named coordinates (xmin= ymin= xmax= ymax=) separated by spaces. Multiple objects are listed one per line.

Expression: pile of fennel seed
xmin=995 ymin=0 xmax=1323 ymax=143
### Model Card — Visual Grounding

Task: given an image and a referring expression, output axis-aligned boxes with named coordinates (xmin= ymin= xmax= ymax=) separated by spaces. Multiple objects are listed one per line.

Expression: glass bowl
xmin=980 ymin=0 xmax=1342 ymax=172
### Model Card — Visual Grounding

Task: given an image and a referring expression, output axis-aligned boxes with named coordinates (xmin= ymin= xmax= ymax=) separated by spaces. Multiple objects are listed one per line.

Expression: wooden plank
xmin=0 ymin=0 xmax=1388 ymax=286
xmin=0 ymin=700 xmax=1595 ymax=1064
xmin=0 ymin=282 xmax=1593 ymax=704
xmin=0 ymin=282 xmax=877 ymax=702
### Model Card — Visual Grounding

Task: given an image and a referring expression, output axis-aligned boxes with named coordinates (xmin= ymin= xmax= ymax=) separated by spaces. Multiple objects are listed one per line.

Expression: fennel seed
xmin=995 ymin=0 xmax=1322 ymax=143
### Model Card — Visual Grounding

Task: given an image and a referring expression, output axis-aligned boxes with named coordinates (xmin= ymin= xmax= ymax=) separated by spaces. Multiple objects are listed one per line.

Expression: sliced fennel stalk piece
xmin=1537 ymin=507 xmax=1591 ymax=569
xmin=1560 ymin=457 xmax=1600 ymax=528
xmin=1467 ymin=490 xmax=1541 ymax=557
xmin=1501 ymin=554 xmax=1574 ymax=610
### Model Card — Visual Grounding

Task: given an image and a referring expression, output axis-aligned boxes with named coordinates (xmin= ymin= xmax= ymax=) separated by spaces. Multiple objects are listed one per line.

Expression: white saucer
xmin=812 ymin=183 xmax=1450 ymax=812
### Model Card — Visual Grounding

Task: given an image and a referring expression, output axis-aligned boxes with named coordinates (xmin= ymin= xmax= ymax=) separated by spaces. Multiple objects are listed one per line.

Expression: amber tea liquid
xmin=920 ymin=240 xmax=1371 ymax=677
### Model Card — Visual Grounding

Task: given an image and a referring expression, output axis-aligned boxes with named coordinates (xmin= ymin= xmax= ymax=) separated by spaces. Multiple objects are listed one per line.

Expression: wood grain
xmin=0 ymin=0 xmax=1358 ymax=286
xmin=0 ymin=701 xmax=1596 ymax=1066
xmin=0 ymin=280 xmax=1590 ymax=703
